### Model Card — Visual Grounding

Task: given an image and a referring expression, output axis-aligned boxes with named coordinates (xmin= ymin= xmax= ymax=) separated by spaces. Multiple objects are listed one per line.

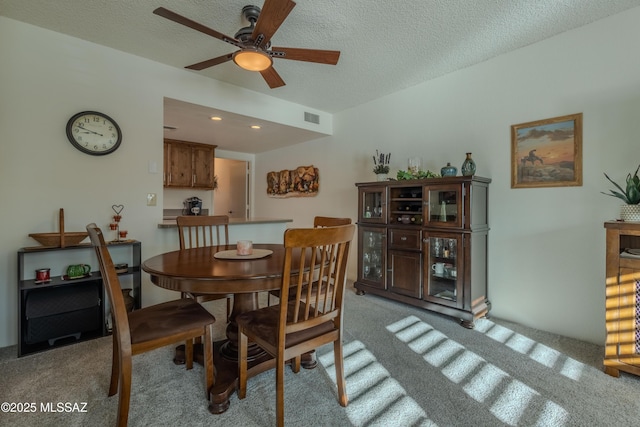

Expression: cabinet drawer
xmin=389 ymin=228 xmax=421 ymax=250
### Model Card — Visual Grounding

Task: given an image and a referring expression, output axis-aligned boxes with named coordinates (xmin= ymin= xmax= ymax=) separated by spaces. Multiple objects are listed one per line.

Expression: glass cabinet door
xmin=358 ymin=226 xmax=386 ymax=289
xmin=423 ymin=233 xmax=462 ymax=307
xmin=358 ymin=186 xmax=387 ymax=224
xmin=424 ymin=184 xmax=463 ymax=228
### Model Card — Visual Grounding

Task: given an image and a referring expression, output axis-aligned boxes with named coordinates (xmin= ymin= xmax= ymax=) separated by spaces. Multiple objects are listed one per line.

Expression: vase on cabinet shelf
xmin=376 ymin=173 xmax=388 ymax=181
xmin=461 ymin=153 xmax=476 ymax=176
xmin=441 ymin=162 xmax=457 ymax=177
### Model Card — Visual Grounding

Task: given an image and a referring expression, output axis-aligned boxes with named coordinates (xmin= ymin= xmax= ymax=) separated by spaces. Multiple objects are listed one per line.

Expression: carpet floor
xmin=1 ymin=286 xmax=639 ymax=426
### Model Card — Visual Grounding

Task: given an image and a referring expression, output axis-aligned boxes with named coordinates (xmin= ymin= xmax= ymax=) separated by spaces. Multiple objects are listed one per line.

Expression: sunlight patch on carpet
xmin=319 ymin=340 xmax=436 ymax=426
xmin=475 ymin=318 xmax=585 ymax=380
xmin=387 ymin=316 xmax=570 ymax=426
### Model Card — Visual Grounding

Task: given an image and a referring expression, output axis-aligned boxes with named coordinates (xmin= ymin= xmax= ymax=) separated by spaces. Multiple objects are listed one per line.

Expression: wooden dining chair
xmin=267 ymin=216 xmax=352 ymax=306
xmin=313 ymin=216 xmax=352 ymax=228
xmin=237 ymin=224 xmax=356 ymax=427
xmin=86 ymin=223 xmax=215 ymax=427
xmin=176 ymin=215 xmax=232 ymax=319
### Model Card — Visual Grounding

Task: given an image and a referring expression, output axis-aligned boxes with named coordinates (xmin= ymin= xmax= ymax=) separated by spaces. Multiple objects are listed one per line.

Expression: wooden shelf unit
xmin=604 ymin=221 xmax=640 ymax=377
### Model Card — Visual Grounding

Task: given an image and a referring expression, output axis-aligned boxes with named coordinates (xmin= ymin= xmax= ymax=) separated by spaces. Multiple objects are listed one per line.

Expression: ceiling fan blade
xmin=185 ymin=53 xmax=235 ymax=70
xmin=153 ymin=7 xmax=243 ymax=49
xmin=270 ymin=47 xmax=340 ymax=65
xmin=251 ymin=0 xmax=296 ymax=48
xmin=260 ymin=67 xmax=286 ymax=88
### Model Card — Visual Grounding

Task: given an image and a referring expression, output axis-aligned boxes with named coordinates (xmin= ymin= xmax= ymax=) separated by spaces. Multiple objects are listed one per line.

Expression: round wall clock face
xmin=66 ymin=111 xmax=122 ymax=155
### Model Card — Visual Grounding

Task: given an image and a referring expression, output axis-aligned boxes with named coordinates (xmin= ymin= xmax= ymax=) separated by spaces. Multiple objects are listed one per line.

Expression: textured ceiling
xmin=4 ymin=0 xmax=640 ymax=152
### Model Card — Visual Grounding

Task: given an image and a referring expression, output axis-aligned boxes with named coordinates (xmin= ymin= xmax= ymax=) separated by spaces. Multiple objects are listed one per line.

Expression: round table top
xmin=142 ymin=244 xmax=288 ymax=294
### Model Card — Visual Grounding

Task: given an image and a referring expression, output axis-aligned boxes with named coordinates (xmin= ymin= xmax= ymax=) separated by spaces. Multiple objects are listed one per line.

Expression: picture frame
xmin=511 ymin=113 xmax=583 ymax=188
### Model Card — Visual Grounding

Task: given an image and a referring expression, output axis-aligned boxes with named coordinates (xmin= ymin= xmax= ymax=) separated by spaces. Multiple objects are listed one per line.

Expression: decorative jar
xmin=408 ymin=157 xmax=422 ymax=175
xmin=440 ymin=162 xmax=457 ymax=177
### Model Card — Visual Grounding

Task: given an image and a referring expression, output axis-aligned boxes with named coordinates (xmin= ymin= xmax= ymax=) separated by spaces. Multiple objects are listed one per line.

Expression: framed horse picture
xmin=511 ymin=113 xmax=583 ymax=188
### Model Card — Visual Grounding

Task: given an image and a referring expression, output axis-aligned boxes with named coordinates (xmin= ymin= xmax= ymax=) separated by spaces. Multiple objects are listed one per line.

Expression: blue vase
xmin=461 ymin=153 xmax=476 ymax=176
xmin=440 ymin=162 xmax=457 ymax=177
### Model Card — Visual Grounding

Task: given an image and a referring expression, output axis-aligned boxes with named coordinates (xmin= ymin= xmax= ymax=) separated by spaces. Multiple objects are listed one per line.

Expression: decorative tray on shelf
xmin=62 ymin=274 xmax=92 ymax=281
xmin=28 ymin=208 xmax=88 ymax=248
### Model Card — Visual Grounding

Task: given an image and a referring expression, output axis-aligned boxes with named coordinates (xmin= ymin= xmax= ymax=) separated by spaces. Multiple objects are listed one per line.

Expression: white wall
xmin=254 ymin=8 xmax=640 ymax=344
xmin=0 ymin=17 xmax=328 ymax=348
xmin=3 ymin=8 xmax=640 ymax=348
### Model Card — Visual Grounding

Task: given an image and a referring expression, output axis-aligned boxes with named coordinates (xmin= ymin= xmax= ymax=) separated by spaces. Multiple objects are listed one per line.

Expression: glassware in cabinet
xmin=424 ymin=184 xmax=463 ymax=227
xmin=424 ymin=234 xmax=461 ymax=306
xmin=358 ymin=226 xmax=386 ymax=290
xmin=358 ymin=185 xmax=386 ymax=223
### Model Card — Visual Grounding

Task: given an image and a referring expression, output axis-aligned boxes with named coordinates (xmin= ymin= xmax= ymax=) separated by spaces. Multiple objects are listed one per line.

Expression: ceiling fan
xmin=153 ymin=0 xmax=341 ymax=89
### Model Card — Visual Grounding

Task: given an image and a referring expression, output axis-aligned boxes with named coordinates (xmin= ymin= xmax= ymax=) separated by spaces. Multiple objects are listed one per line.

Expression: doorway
xmin=214 ymin=158 xmax=249 ymax=218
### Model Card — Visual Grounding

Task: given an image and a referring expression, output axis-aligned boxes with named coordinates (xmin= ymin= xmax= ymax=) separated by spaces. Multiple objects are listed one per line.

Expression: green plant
xmin=602 ymin=164 xmax=640 ymax=204
xmin=396 ymin=169 xmax=440 ymax=180
xmin=373 ymin=150 xmax=390 ymax=174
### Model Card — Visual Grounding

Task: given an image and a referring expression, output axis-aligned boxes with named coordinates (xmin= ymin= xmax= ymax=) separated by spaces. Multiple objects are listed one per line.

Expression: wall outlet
xmin=146 ymin=193 xmax=157 ymax=206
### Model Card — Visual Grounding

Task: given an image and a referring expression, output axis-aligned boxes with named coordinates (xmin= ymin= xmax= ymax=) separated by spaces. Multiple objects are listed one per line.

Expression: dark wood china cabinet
xmin=355 ymin=176 xmax=491 ymax=328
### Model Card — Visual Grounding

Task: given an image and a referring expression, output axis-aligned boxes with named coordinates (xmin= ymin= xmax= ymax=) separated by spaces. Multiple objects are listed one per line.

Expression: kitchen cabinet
xmin=603 ymin=221 xmax=640 ymax=377
xmin=355 ymin=176 xmax=490 ymax=328
xmin=164 ymin=139 xmax=217 ymax=189
xmin=17 ymin=241 xmax=141 ymax=357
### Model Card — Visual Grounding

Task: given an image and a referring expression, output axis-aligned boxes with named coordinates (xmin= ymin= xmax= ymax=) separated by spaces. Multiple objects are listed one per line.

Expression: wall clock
xmin=66 ymin=111 xmax=122 ymax=156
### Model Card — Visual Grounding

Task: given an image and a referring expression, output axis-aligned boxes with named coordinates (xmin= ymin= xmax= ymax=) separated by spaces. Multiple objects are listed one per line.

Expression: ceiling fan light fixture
xmin=233 ymin=48 xmax=272 ymax=72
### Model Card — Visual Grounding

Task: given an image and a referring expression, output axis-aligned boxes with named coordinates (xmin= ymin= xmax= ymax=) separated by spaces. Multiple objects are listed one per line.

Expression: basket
xmin=28 ymin=209 xmax=89 ymax=248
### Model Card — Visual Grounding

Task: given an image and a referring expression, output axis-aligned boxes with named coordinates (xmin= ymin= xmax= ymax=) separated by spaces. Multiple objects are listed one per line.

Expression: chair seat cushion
xmin=128 ymin=298 xmax=215 ymax=345
xmin=236 ymin=301 xmax=335 ymax=349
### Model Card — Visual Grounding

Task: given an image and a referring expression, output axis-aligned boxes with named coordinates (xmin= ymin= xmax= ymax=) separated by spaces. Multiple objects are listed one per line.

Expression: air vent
xmin=163 ymin=126 xmax=177 ymax=130
xmin=304 ymin=112 xmax=320 ymax=124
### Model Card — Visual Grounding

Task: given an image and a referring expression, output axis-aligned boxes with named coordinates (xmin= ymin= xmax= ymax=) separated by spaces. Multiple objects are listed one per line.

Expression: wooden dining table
xmin=141 ymin=243 xmax=316 ymax=414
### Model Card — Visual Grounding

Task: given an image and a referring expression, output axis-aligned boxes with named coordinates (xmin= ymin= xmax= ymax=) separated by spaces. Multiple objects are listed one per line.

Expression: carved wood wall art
xmin=267 ymin=165 xmax=319 ymax=198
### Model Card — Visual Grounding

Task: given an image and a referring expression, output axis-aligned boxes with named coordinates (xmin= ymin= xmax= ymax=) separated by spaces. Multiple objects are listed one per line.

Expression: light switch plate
xmin=146 ymin=193 xmax=157 ymax=206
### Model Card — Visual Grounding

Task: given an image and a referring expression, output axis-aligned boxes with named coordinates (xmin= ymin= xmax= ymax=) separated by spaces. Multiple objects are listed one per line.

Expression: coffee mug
xmin=237 ymin=240 xmax=253 ymax=256
xmin=431 ymin=262 xmax=445 ymax=275
xmin=67 ymin=264 xmax=91 ymax=278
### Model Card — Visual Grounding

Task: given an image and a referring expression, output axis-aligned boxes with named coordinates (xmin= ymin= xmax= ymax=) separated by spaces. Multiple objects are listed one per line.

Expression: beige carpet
xmin=1 ymin=286 xmax=640 ymax=426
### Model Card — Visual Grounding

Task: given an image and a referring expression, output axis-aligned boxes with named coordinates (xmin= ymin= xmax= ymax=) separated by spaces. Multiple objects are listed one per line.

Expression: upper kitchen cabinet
xmin=164 ymin=139 xmax=217 ymax=189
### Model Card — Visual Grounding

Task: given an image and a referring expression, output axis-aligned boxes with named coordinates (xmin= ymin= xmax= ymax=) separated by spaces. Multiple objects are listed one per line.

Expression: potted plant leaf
xmin=602 ymin=164 xmax=640 ymax=221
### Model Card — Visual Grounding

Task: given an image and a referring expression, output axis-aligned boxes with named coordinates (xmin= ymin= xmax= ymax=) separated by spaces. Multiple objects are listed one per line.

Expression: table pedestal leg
xmin=172 ymin=292 xmax=317 ymax=414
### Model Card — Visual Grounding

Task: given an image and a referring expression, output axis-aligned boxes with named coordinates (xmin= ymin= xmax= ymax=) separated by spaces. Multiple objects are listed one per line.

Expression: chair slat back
xmin=86 ymin=223 xmax=132 ymax=353
xmin=313 ymin=216 xmax=352 ymax=228
xmin=176 ymin=215 xmax=229 ymax=249
xmin=279 ymin=225 xmax=355 ymax=339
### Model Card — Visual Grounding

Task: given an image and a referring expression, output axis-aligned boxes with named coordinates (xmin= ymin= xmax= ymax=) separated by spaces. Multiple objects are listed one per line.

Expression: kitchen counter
xmin=158 ymin=217 xmax=292 ymax=229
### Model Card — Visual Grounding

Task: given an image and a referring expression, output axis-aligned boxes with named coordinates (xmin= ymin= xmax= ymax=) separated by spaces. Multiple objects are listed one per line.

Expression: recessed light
xmin=250 ymin=125 xmax=261 ymax=129
xmin=210 ymin=116 xmax=222 ymax=121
